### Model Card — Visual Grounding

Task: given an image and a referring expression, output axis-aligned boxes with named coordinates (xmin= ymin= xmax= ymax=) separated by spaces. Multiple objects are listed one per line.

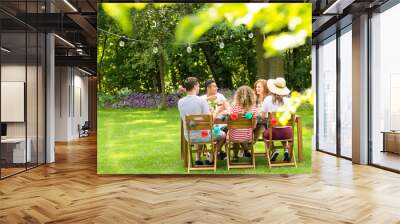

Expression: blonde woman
xmin=225 ymin=86 xmax=258 ymax=161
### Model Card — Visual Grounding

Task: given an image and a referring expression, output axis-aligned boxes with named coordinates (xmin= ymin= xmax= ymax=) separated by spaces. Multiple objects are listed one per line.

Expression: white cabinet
xmin=1 ymin=138 xmax=32 ymax=163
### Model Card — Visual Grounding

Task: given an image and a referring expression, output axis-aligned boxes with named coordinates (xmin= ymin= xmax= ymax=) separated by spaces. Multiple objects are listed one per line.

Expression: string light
xmin=98 ymin=28 xmax=256 ymax=53
xmin=151 ymin=21 xmax=157 ymax=28
xmin=153 ymin=46 xmax=158 ymax=54
xmin=186 ymin=45 xmax=192 ymax=53
xmin=98 ymin=28 xmax=248 ymax=46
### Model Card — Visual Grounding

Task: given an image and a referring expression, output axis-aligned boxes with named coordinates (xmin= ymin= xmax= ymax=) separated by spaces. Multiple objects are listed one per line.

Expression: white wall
xmin=55 ymin=66 xmax=69 ymax=141
xmin=1 ymin=65 xmax=26 ymax=82
xmin=55 ymin=66 xmax=89 ymax=141
xmin=1 ymin=65 xmax=26 ymax=139
xmin=1 ymin=63 xmax=46 ymax=164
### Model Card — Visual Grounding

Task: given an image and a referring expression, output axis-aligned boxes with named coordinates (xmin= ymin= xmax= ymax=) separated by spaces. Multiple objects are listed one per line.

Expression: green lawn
xmin=98 ymin=105 xmax=313 ymax=174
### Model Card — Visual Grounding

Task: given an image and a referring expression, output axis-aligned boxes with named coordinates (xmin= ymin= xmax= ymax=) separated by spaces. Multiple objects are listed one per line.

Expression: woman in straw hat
xmin=261 ymin=77 xmax=292 ymax=162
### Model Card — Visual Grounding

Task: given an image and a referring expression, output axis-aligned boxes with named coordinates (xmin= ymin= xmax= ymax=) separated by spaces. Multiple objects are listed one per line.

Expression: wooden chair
xmin=254 ymin=116 xmax=267 ymax=158
xmin=185 ymin=114 xmax=217 ymax=173
xmin=264 ymin=112 xmax=297 ymax=168
xmin=225 ymin=114 xmax=256 ymax=170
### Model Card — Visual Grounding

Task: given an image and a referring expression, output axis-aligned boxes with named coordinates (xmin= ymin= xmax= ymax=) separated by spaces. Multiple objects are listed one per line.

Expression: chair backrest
xmin=227 ymin=114 xmax=255 ymax=130
xmin=82 ymin=121 xmax=90 ymax=129
xmin=185 ymin=114 xmax=213 ymax=132
xmin=266 ymin=112 xmax=295 ymax=142
xmin=185 ymin=114 xmax=214 ymax=144
xmin=267 ymin=112 xmax=295 ymax=128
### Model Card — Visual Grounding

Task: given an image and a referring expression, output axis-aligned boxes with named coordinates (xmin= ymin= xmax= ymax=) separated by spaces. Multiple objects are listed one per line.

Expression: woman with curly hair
xmin=227 ymin=85 xmax=259 ymax=161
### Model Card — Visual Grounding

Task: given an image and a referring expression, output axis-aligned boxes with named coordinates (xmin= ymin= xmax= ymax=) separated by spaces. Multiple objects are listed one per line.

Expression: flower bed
xmin=114 ymin=92 xmax=181 ymax=108
xmin=100 ymin=88 xmax=236 ymax=108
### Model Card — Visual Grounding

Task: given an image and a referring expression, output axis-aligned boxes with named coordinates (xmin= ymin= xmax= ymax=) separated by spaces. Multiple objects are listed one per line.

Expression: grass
xmin=98 ymin=105 xmax=313 ymax=174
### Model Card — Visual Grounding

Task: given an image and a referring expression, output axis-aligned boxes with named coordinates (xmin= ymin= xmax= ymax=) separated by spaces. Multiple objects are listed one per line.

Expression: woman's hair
xmin=254 ymin=79 xmax=268 ymax=104
xmin=233 ymin=85 xmax=256 ymax=111
xmin=271 ymin=93 xmax=284 ymax=106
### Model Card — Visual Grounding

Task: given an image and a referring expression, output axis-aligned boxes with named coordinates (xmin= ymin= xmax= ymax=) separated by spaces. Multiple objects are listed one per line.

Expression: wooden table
xmin=381 ymin=131 xmax=400 ymax=154
xmin=180 ymin=116 xmax=303 ymax=166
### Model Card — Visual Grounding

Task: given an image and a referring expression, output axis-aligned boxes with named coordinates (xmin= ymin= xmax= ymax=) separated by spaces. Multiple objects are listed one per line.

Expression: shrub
xmin=100 ymin=89 xmax=235 ymax=108
xmin=115 ymin=93 xmax=181 ymax=108
xmin=98 ymin=87 xmax=133 ymax=108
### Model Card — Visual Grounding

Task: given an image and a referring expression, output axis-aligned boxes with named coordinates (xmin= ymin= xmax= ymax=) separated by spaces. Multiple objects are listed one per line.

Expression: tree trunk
xmin=98 ymin=35 xmax=108 ymax=92
xmin=246 ymin=37 xmax=257 ymax=84
xmin=255 ymin=28 xmax=284 ymax=80
xmin=267 ymin=56 xmax=284 ymax=79
xmin=255 ymin=28 xmax=268 ymax=80
xmin=152 ymin=58 xmax=159 ymax=93
xmin=158 ymin=47 xmax=167 ymax=109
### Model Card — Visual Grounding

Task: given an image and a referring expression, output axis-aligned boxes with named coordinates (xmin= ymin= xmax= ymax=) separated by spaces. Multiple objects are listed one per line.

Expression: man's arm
xmin=218 ymin=93 xmax=230 ymax=111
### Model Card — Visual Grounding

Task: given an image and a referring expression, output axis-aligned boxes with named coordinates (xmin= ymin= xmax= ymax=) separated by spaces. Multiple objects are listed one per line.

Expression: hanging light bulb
xmin=248 ymin=32 xmax=254 ymax=39
xmin=219 ymin=41 xmax=224 ymax=49
xmin=151 ymin=21 xmax=157 ymax=28
xmin=186 ymin=45 xmax=192 ymax=53
xmin=153 ymin=46 xmax=158 ymax=54
xmin=119 ymin=40 xmax=125 ymax=47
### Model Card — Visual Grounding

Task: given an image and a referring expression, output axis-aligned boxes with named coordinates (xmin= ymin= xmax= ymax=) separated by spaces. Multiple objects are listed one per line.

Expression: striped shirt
xmin=228 ymin=105 xmax=259 ymax=142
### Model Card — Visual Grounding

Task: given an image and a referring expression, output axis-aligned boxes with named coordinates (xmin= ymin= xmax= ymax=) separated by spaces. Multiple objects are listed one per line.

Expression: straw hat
xmin=267 ymin=77 xmax=290 ymax=96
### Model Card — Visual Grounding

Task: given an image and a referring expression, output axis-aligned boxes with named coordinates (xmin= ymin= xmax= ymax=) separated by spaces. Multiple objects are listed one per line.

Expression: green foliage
xmin=175 ymin=3 xmax=312 ymax=57
xmin=98 ymin=4 xmax=259 ymax=93
xmin=175 ymin=3 xmax=248 ymax=44
xmin=284 ymin=38 xmax=312 ymax=91
xmin=98 ymin=3 xmax=312 ymax=95
xmin=98 ymin=92 xmax=117 ymax=108
xmin=98 ymin=4 xmax=197 ymax=94
xmin=98 ymin=87 xmax=132 ymax=108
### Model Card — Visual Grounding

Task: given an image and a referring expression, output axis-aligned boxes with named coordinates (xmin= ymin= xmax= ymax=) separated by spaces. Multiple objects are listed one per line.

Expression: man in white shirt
xmin=200 ymin=80 xmax=229 ymax=112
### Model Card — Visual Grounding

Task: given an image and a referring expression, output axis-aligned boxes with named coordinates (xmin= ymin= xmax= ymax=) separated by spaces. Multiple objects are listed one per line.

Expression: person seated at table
xmin=253 ymin=79 xmax=269 ymax=142
xmin=261 ymin=77 xmax=292 ymax=162
xmin=200 ymin=80 xmax=230 ymax=113
xmin=200 ymin=79 xmax=230 ymax=160
xmin=225 ymin=85 xmax=258 ymax=161
xmin=178 ymin=77 xmax=226 ymax=165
